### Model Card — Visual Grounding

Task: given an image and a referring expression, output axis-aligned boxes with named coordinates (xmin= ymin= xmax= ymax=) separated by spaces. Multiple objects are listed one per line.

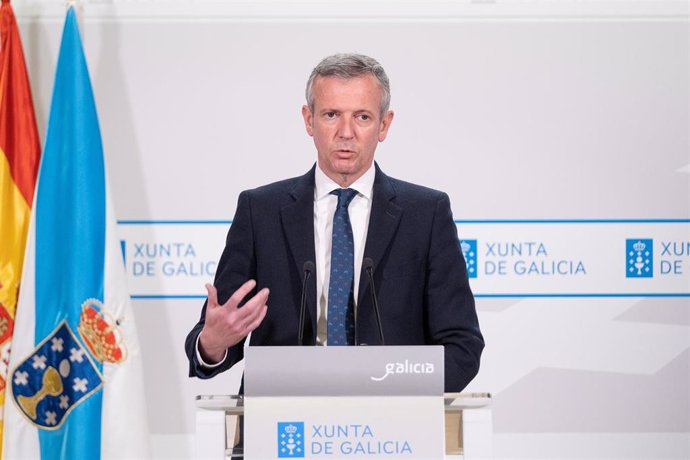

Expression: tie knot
xmin=331 ymin=188 xmax=358 ymax=209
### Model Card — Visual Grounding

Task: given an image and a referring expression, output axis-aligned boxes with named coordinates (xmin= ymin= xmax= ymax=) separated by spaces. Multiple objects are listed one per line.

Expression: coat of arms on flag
xmin=10 ymin=320 xmax=102 ymax=429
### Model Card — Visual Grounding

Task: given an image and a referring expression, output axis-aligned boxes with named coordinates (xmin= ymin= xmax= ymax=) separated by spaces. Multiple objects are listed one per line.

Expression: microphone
xmin=297 ymin=261 xmax=315 ymax=346
xmin=363 ymin=257 xmax=385 ymax=345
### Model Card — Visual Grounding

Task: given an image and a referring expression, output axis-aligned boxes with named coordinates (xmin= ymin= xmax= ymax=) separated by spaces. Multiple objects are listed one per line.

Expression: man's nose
xmin=337 ymin=116 xmax=354 ymax=139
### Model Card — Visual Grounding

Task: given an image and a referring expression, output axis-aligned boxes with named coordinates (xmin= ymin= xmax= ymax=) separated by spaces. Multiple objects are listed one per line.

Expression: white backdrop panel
xmin=16 ymin=4 xmax=690 ymax=459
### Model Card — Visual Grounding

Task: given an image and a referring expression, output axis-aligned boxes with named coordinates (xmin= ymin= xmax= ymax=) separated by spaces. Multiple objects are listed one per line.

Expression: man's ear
xmin=302 ymin=105 xmax=314 ymax=137
xmin=378 ymin=110 xmax=394 ymax=142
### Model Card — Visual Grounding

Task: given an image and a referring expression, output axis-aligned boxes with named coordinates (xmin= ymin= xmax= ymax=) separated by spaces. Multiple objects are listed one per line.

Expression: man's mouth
xmin=334 ymin=147 xmax=356 ymax=154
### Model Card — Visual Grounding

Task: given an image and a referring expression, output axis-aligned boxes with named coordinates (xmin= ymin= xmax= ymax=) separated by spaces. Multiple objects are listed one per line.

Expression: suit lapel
xmin=280 ymin=166 xmax=318 ymax=340
xmin=358 ymin=165 xmax=402 ymax=305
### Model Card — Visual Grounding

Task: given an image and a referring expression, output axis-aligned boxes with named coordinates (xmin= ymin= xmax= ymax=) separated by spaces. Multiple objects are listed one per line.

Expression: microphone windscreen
xmin=303 ymin=260 xmax=316 ymax=273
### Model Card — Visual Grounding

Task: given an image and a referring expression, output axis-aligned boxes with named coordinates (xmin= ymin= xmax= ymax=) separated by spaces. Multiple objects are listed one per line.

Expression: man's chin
xmin=319 ymin=157 xmax=372 ymax=185
xmin=331 ymin=160 xmax=359 ymax=175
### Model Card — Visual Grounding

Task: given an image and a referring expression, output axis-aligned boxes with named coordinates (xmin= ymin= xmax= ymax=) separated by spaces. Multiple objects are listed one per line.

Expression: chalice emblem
xmin=631 ymin=240 xmax=649 ymax=276
xmin=17 ymin=366 xmax=63 ymax=421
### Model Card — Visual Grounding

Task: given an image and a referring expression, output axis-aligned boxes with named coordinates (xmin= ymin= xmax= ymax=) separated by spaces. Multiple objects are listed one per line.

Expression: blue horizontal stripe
xmin=118 ymin=220 xmax=231 ymax=225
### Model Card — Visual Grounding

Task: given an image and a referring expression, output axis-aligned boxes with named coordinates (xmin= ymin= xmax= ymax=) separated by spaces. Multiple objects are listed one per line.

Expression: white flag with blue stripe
xmin=2 ymin=6 xmax=150 ymax=459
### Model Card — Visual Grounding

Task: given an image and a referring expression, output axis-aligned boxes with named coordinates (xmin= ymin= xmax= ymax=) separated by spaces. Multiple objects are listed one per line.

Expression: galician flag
xmin=2 ymin=6 xmax=150 ymax=459
xmin=0 ymin=0 xmax=41 ymax=456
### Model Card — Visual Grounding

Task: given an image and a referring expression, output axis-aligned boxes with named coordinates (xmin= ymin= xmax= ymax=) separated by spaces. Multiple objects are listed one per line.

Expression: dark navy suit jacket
xmin=185 ymin=164 xmax=484 ymax=392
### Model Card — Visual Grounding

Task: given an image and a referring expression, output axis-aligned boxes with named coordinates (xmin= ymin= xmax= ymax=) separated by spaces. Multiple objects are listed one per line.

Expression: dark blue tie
xmin=327 ymin=188 xmax=358 ymax=346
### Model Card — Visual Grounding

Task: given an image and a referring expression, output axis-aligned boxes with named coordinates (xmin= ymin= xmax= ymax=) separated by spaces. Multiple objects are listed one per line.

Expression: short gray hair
xmin=305 ymin=53 xmax=391 ymax=119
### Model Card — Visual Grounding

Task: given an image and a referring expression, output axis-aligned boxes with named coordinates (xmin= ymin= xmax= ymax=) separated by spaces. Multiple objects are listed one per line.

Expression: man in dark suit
xmin=185 ymin=53 xmax=483 ymax=392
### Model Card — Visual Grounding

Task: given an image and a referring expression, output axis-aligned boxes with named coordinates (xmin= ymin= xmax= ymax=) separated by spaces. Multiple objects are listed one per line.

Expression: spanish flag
xmin=0 ymin=0 xmax=41 ymax=455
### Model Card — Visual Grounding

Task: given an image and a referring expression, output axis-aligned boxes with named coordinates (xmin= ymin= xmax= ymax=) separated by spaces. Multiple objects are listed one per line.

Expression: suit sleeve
xmin=184 ymin=191 xmax=256 ymax=378
xmin=426 ymin=193 xmax=484 ymax=392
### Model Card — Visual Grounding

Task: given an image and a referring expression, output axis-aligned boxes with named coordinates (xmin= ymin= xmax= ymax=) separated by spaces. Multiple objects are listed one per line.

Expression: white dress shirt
xmin=313 ymin=163 xmax=375 ymax=345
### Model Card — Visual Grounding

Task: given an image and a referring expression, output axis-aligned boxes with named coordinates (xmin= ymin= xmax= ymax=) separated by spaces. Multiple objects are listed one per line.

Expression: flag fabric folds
xmin=2 ymin=6 xmax=150 ymax=459
xmin=0 ymin=0 xmax=41 ymax=456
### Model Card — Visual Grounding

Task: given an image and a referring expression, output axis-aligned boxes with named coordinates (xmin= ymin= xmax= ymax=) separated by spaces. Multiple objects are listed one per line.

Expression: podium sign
xmin=244 ymin=346 xmax=445 ymax=460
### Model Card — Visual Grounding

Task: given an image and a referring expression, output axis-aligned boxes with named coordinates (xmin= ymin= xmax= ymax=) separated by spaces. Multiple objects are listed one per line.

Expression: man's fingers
xmin=228 ymin=288 xmax=269 ymax=337
xmin=202 ymin=284 xmax=269 ymax=350
xmin=224 ymin=279 xmax=258 ymax=309
xmin=205 ymin=283 xmax=219 ymax=308
xmin=246 ymin=305 xmax=268 ymax=333
xmin=233 ymin=287 xmax=270 ymax=321
xmin=237 ymin=299 xmax=269 ymax=334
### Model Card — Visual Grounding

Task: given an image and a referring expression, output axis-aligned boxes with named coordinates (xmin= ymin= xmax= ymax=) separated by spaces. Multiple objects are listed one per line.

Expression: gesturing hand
xmin=198 ymin=279 xmax=269 ymax=364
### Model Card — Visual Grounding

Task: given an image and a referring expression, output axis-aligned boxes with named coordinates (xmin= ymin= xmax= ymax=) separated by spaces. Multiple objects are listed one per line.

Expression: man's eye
xmin=324 ymin=112 xmax=336 ymax=118
xmin=358 ymin=114 xmax=370 ymax=121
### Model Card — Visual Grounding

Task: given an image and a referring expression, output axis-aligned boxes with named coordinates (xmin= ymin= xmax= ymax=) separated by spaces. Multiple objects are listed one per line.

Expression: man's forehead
xmin=311 ymin=74 xmax=382 ymax=109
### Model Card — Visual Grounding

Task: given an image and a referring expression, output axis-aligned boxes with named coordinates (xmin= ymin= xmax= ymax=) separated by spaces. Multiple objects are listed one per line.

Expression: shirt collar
xmin=314 ymin=162 xmax=375 ymax=201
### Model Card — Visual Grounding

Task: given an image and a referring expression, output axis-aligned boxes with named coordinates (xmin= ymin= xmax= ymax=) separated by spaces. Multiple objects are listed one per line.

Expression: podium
xmin=195 ymin=346 xmax=493 ymax=459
